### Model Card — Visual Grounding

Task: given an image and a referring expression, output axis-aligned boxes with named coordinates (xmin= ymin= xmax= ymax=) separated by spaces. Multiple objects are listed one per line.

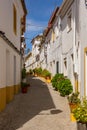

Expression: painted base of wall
xmin=14 ymin=84 xmax=21 ymax=94
xmin=6 ymin=86 xmax=14 ymax=104
xmin=0 ymin=85 xmax=20 ymax=112
xmin=0 ymin=87 xmax=6 ymax=112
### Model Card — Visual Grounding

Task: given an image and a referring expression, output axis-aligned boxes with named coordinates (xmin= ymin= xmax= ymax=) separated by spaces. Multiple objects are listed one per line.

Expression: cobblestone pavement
xmin=0 ymin=76 xmax=77 ymax=130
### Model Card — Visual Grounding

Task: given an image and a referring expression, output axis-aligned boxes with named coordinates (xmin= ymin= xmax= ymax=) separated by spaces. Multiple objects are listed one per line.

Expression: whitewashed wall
xmin=0 ymin=0 xmax=25 ymax=88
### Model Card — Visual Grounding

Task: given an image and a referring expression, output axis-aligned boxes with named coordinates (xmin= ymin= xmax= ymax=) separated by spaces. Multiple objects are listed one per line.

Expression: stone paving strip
xmin=0 ymin=76 xmax=77 ymax=130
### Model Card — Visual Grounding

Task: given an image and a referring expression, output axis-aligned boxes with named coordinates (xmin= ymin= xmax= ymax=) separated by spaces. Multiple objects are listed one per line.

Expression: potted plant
xmin=41 ymin=69 xmax=51 ymax=82
xmin=21 ymin=82 xmax=28 ymax=93
xmin=46 ymin=72 xmax=51 ymax=79
xmin=21 ymin=66 xmax=30 ymax=93
xmin=42 ymin=69 xmax=50 ymax=78
xmin=67 ymin=92 xmax=81 ymax=112
xmin=29 ymin=69 xmax=33 ymax=75
xmin=33 ymin=68 xmax=38 ymax=76
xmin=73 ymin=98 xmax=87 ymax=130
xmin=22 ymin=67 xmax=26 ymax=80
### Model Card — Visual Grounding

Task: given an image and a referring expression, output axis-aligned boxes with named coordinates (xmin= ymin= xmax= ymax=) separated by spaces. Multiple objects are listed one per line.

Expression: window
xmin=51 ymin=29 xmax=55 ymax=43
xmin=13 ymin=4 xmax=17 ymax=35
xmin=55 ymin=25 xmax=59 ymax=38
xmin=67 ymin=10 xmax=72 ymax=32
xmin=64 ymin=58 xmax=67 ymax=76
xmin=56 ymin=61 xmax=59 ymax=73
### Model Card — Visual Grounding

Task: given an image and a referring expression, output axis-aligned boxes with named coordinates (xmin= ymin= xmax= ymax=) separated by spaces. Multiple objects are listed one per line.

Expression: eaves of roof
xmin=44 ymin=26 xmax=51 ymax=37
xmin=44 ymin=7 xmax=59 ymax=37
xmin=21 ymin=0 xmax=27 ymax=15
xmin=48 ymin=7 xmax=59 ymax=25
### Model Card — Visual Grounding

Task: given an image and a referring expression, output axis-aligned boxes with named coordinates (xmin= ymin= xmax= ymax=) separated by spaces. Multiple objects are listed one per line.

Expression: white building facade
xmin=25 ymin=52 xmax=33 ymax=72
xmin=25 ymin=0 xmax=87 ymax=97
xmin=0 ymin=0 xmax=27 ymax=111
xmin=39 ymin=41 xmax=47 ymax=69
xmin=51 ymin=0 xmax=87 ymax=96
xmin=27 ymin=34 xmax=43 ymax=69
xmin=44 ymin=7 xmax=62 ymax=77
xmin=43 ymin=0 xmax=87 ymax=96
xmin=59 ymin=0 xmax=79 ymax=92
xmin=78 ymin=0 xmax=87 ymax=96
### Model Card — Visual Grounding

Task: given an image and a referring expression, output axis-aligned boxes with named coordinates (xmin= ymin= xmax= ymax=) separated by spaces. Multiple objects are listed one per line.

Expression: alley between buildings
xmin=0 ymin=76 xmax=77 ymax=130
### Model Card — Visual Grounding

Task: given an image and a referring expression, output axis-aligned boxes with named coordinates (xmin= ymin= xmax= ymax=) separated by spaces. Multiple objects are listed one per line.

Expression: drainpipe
xmin=73 ymin=0 xmax=76 ymax=70
xmin=73 ymin=0 xmax=78 ymax=92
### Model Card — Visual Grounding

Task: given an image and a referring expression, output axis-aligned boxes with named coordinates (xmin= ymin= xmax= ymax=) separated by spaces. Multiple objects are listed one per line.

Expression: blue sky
xmin=24 ymin=0 xmax=63 ymax=52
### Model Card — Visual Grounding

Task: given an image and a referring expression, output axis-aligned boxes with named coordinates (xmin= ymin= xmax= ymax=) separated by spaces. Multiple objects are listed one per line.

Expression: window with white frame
xmin=13 ymin=4 xmax=17 ymax=35
xmin=51 ymin=29 xmax=55 ymax=43
xmin=67 ymin=10 xmax=72 ymax=32
xmin=56 ymin=61 xmax=59 ymax=73
xmin=64 ymin=58 xmax=67 ymax=76
xmin=55 ymin=25 xmax=59 ymax=38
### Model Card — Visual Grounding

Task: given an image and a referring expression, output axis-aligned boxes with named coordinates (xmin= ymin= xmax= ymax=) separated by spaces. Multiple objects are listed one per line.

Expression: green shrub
xmin=37 ymin=67 xmax=42 ymax=76
xmin=22 ymin=67 xmax=26 ymax=79
xmin=33 ymin=67 xmax=42 ymax=76
xmin=33 ymin=68 xmax=37 ymax=74
xmin=42 ymin=69 xmax=51 ymax=79
xmin=51 ymin=73 xmax=64 ymax=91
xmin=33 ymin=68 xmax=51 ymax=78
xmin=29 ymin=69 xmax=33 ymax=75
xmin=21 ymin=82 xmax=27 ymax=88
xmin=58 ymin=78 xmax=73 ymax=96
xmin=67 ymin=92 xmax=80 ymax=104
xmin=33 ymin=68 xmax=38 ymax=74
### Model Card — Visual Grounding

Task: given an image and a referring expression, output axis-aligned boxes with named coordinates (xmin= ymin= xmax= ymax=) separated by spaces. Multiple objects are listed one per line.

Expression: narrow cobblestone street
xmin=0 ymin=76 xmax=77 ymax=130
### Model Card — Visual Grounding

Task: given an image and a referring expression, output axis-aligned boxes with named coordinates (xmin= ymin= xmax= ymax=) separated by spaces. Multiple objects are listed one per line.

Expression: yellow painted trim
xmin=78 ymin=81 xmax=80 ymax=94
xmin=75 ymin=80 xmax=78 ymax=92
xmin=0 ymin=84 xmax=20 ymax=112
xmin=84 ymin=47 xmax=87 ymax=52
xmin=75 ymin=80 xmax=81 ymax=94
xmin=6 ymin=86 xmax=14 ymax=103
xmin=84 ymin=47 xmax=87 ymax=96
xmin=46 ymin=79 xmax=51 ymax=83
xmin=14 ymin=84 xmax=21 ymax=94
xmin=70 ymin=113 xmax=76 ymax=122
xmin=0 ymin=87 xmax=6 ymax=112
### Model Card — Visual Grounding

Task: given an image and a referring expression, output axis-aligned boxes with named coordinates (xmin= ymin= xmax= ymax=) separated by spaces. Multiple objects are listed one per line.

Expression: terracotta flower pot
xmin=69 ymin=103 xmax=78 ymax=112
xmin=22 ymin=87 xmax=27 ymax=93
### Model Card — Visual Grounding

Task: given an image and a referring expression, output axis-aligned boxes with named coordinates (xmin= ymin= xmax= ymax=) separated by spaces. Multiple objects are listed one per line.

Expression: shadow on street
xmin=0 ymin=76 xmax=62 ymax=130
